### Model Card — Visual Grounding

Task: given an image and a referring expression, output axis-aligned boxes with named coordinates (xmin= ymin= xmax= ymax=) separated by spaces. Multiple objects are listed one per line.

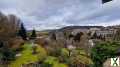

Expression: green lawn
xmin=9 ymin=43 xmax=47 ymax=67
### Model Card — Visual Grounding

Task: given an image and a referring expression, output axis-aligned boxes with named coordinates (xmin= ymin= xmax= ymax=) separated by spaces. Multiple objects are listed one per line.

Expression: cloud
xmin=0 ymin=0 xmax=120 ymax=30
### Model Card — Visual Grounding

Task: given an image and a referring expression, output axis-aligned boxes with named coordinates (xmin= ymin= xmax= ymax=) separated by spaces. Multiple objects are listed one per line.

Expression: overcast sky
xmin=0 ymin=0 xmax=120 ymax=30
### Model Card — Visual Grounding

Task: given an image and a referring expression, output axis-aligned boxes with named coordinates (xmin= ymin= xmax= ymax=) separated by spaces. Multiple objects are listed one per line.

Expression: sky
xmin=0 ymin=0 xmax=120 ymax=30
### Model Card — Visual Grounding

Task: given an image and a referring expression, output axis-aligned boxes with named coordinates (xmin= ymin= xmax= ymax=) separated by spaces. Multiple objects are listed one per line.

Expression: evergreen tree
xmin=51 ymin=33 xmax=56 ymax=41
xmin=30 ymin=29 xmax=37 ymax=39
xmin=98 ymin=34 xmax=102 ymax=40
xmin=0 ymin=41 xmax=4 ymax=48
xmin=18 ymin=23 xmax=27 ymax=40
xmin=92 ymin=32 xmax=97 ymax=39
xmin=1 ymin=47 xmax=15 ymax=61
xmin=0 ymin=42 xmax=15 ymax=62
xmin=114 ymin=29 xmax=120 ymax=41
xmin=74 ymin=32 xmax=83 ymax=42
xmin=68 ymin=34 xmax=74 ymax=39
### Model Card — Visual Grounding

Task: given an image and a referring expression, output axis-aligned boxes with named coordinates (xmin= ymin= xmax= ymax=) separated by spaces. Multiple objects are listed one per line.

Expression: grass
xmin=9 ymin=43 xmax=47 ymax=67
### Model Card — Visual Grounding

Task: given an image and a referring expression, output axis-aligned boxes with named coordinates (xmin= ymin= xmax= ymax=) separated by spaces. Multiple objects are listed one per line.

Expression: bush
xmin=42 ymin=56 xmax=68 ymax=67
xmin=91 ymin=41 xmax=120 ymax=67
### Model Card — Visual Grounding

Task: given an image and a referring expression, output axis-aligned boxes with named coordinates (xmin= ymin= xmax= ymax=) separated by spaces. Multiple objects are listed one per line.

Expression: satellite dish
xmin=102 ymin=0 xmax=112 ymax=4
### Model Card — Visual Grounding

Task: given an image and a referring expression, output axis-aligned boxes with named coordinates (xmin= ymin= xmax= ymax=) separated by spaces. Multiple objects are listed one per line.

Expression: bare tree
xmin=0 ymin=13 xmax=21 ymax=40
xmin=0 ymin=12 xmax=22 ymax=49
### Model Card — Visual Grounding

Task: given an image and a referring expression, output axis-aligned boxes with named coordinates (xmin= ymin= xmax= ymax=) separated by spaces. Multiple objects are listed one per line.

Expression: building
xmin=93 ymin=29 xmax=116 ymax=41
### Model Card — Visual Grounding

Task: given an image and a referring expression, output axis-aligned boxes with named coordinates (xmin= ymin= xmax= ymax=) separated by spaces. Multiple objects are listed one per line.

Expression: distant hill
xmin=58 ymin=26 xmax=104 ymax=31
xmin=33 ymin=25 xmax=120 ymax=34
xmin=107 ymin=25 xmax=120 ymax=29
xmin=39 ymin=26 xmax=104 ymax=34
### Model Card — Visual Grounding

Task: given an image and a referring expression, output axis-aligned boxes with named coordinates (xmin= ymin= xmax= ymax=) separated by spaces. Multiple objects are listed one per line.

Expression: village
xmin=0 ymin=0 xmax=120 ymax=67
xmin=0 ymin=11 xmax=120 ymax=67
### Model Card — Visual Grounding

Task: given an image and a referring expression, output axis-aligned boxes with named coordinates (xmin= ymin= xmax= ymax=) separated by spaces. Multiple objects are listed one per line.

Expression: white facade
xmin=95 ymin=30 xmax=116 ymax=37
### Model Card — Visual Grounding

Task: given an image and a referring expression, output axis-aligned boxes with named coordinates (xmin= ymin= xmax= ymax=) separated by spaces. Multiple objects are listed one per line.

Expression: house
xmin=92 ymin=29 xmax=116 ymax=41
